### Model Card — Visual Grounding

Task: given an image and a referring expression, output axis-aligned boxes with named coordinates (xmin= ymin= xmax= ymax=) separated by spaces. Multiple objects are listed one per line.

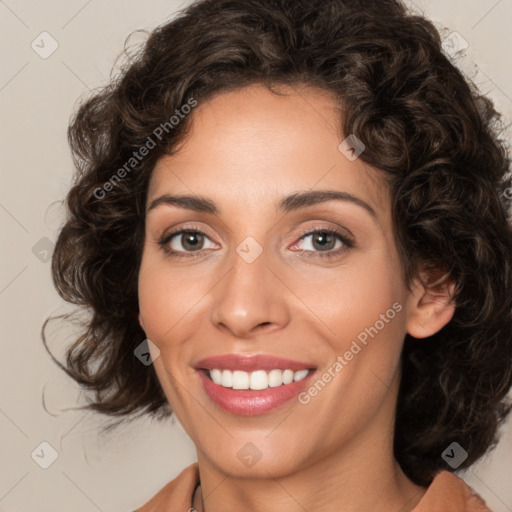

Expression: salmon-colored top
xmin=133 ymin=462 xmax=491 ymax=511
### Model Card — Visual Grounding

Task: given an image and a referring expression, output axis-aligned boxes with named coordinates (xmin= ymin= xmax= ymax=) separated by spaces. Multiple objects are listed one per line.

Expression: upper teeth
xmin=208 ymin=368 xmax=311 ymax=390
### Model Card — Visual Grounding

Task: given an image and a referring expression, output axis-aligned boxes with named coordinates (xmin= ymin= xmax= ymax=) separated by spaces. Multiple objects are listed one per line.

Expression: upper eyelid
xmin=160 ymin=224 xmax=217 ymax=244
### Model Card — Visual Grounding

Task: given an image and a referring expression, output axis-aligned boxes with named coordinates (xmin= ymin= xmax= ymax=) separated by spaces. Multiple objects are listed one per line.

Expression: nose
xmin=210 ymin=246 xmax=290 ymax=339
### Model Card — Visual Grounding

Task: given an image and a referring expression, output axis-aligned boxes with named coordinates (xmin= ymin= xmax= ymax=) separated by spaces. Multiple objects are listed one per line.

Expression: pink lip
xmin=194 ymin=354 xmax=317 ymax=415
xmin=196 ymin=369 xmax=316 ymax=416
xmin=195 ymin=354 xmax=315 ymax=372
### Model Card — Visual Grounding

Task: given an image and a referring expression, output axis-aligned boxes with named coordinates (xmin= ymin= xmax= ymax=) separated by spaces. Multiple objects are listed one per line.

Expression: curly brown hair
xmin=43 ymin=0 xmax=512 ymax=486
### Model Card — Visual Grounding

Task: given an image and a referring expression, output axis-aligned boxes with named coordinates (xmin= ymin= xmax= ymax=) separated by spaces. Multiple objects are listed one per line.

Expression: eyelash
xmin=157 ymin=225 xmax=355 ymax=260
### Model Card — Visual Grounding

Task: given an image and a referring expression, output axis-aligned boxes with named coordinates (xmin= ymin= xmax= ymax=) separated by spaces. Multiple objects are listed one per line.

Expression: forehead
xmin=147 ymin=84 xmax=390 ymax=220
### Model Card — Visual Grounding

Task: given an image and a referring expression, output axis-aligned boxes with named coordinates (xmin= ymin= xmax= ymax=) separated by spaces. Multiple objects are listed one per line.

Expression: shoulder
xmin=133 ymin=462 xmax=200 ymax=512
xmin=413 ymin=470 xmax=491 ymax=512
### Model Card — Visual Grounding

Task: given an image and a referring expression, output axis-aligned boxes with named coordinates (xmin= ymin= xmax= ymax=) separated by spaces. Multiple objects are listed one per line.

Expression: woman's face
xmin=138 ymin=83 xmax=425 ymax=478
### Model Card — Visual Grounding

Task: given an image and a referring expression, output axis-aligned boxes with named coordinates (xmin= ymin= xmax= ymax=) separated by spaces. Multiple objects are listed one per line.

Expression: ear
xmin=138 ymin=312 xmax=145 ymax=330
xmin=405 ymin=267 xmax=456 ymax=339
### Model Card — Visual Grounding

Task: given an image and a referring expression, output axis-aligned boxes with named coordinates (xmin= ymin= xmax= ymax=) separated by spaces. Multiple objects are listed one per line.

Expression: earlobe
xmin=405 ymin=271 xmax=456 ymax=339
xmin=138 ymin=312 xmax=145 ymax=330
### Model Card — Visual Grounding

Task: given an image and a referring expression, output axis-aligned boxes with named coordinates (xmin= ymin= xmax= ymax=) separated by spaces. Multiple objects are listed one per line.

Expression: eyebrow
xmin=146 ymin=190 xmax=377 ymax=218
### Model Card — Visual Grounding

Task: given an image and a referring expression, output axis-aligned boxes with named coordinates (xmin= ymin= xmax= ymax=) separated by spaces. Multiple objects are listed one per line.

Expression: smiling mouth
xmin=194 ymin=354 xmax=317 ymax=414
xmin=196 ymin=366 xmax=317 ymax=416
xmin=200 ymin=367 xmax=314 ymax=391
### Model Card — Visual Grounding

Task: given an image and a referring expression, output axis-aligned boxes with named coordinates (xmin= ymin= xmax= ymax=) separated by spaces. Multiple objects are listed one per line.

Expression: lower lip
xmin=197 ymin=369 xmax=315 ymax=416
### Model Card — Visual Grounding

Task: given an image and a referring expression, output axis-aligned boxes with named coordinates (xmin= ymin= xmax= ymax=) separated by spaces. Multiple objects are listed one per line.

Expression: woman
xmin=44 ymin=0 xmax=512 ymax=510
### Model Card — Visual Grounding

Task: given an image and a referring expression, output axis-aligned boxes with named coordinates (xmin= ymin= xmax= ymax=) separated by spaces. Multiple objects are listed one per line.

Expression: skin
xmin=137 ymin=83 xmax=455 ymax=512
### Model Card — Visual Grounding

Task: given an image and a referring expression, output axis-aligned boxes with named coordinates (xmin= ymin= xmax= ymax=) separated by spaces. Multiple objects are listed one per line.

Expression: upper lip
xmin=195 ymin=354 xmax=316 ymax=372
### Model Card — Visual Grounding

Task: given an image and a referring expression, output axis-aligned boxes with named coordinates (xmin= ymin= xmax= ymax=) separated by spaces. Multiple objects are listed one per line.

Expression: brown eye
xmin=158 ymin=228 xmax=217 ymax=256
xmin=176 ymin=231 xmax=205 ymax=251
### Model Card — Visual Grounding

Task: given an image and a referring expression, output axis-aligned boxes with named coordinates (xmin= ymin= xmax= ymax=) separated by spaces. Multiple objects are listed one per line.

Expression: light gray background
xmin=1 ymin=0 xmax=511 ymax=511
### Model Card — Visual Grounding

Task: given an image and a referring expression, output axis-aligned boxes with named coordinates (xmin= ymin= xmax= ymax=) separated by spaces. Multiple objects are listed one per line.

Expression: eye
xmin=157 ymin=225 xmax=355 ymax=259
xmin=158 ymin=228 xmax=217 ymax=257
xmin=291 ymin=227 xmax=354 ymax=259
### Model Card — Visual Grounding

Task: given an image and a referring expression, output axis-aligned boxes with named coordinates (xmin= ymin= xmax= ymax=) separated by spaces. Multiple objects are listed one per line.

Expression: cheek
xmin=137 ymin=256 xmax=201 ymax=341
xmin=296 ymin=254 xmax=408 ymax=403
xmin=138 ymin=257 xmax=205 ymax=411
xmin=300 ymin=256 xmax=405 ymax=344
xmin=292 ymin=265 xmax=406 ymax=437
